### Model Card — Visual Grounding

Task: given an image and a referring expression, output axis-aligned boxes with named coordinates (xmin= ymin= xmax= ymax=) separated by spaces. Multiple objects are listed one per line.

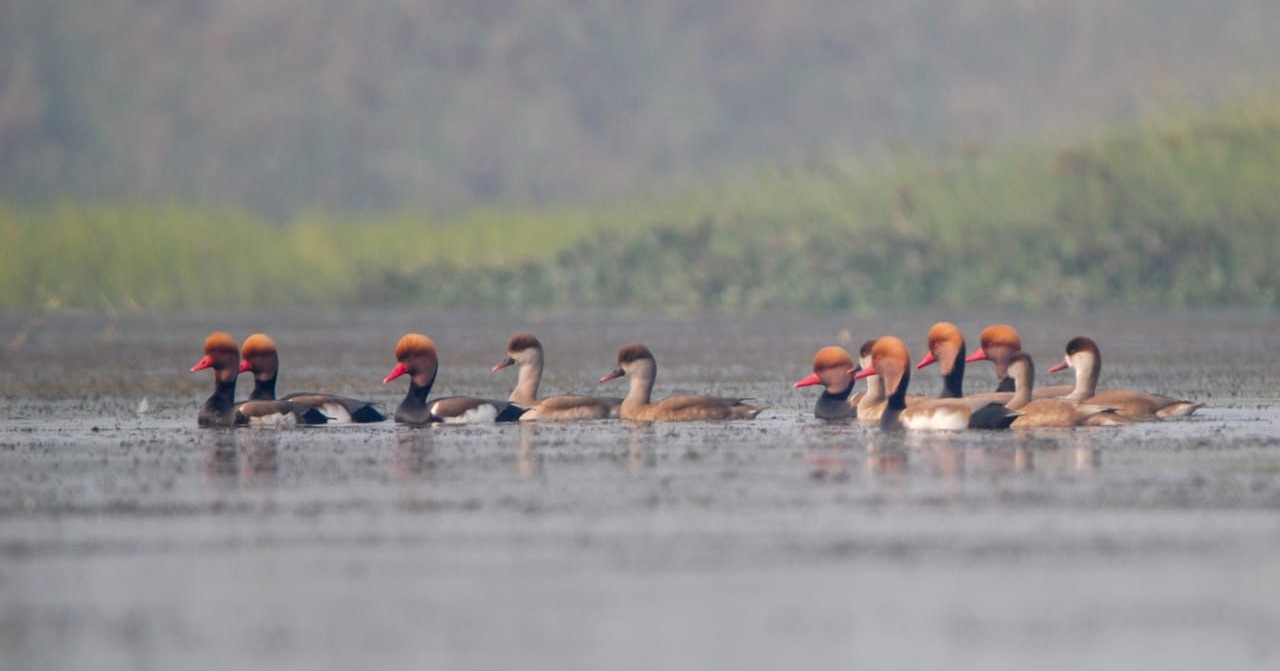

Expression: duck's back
xmin=282 ymin=392 xmax=386 ymax=423
xmin=528 ymin=394 xmax=621 ymax=421
xmin=626 ymin=395 xmax=763 ymax=421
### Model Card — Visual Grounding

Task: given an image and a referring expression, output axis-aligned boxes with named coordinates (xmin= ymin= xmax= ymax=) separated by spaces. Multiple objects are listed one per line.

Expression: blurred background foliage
xmin=1 ymin=0 xmax=1278 ymax=310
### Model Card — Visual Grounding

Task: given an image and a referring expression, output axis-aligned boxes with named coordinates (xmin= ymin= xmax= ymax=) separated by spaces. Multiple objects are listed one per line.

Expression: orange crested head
xmin=926 ymin=322 xmax=963 ymax=351
xmin=811 ymin=346 xmax=854 ymax=373
xmin=870 ymin=336 xmax=912 ymax=367
xmin=978 ymin=324 xmax=1022 ymax=351
xmin=395 ymin=333 xmax=437 ymax=361
xmin=203 ymin=331 xmax=239 ymax=356
xmin=240 ymin=333 xmax=278 ymax=358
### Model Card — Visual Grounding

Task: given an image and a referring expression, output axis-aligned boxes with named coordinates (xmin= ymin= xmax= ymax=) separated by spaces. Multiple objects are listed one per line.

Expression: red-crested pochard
xmin=383 ymin=333 xmax=527 ymax=425
xmin=854 ymin=336 xmax=1018 ymax=430
xmin=492 ymin=332 xmax=621 ymax=420
xmin=915 ymin=321 xmax=1014 ymax=402
xmin=964 ymin=324 xmax=1072 ymax=397
xmin=191 ymin=332 xmax=327 ymax=427
xmin=600 ymin=343 xmax=764 ymax=421
xmin=1048 ymin=336 xmax=1202 ymax=418
xmin=239 ymin=333 xmax=386 ymax=423
xmin=1003 ymin=352 xmax=1128 ymax=427
xmin=794 ymin=346 xmax=860 ymax=420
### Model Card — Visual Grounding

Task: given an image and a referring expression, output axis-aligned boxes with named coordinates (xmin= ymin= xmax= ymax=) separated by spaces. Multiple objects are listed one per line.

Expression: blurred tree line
xmin=4 ymin=99 xmax=1278 ymax=310
xmin=2 ymin=0 xmax=1278 ymax=215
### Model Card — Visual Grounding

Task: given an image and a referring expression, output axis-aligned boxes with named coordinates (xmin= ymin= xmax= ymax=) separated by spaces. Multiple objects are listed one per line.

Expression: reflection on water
xmin=517 ymin=423 xmax=543 ymax=478
xmin=392 ymin=428 xmax=435 ymax=479
xmin=866 ymin=436 xmax=909 ymax=479
xmin=626 ymin=423 xmax=657 ymax=473
xmin=200 ymin=430 xmax=239 ymax=481
xmin=199 ymin=429 xmax=280 ymax=485
xmin=240 ymin=431 xmax=280 ymax=483
xmin=798 ymin=429 xmax=1104 ymax=486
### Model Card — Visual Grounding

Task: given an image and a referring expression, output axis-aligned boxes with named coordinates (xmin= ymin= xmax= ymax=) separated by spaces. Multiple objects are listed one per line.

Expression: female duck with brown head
xmin=600 ymin=343 xmax=764 ymax=422
xmin=1048 ymin=336 xmax=1202 ymax=419
xmin=854 ymin=336 xmax=1018 ymax=431
xmin=794 ymin=346 xmax=860 ymax=420
xmin=384 ymin=333 xmax=527 ymax=425
xmin=1003 ymin=352 xmax=1128 ymax=427
xmin=190 ymin=332 xmax=327 ymax=427
xmin=492 ymin=332 xmax=621 ymax=420
xmin=239 ymin=334 xmax=386 ymax=423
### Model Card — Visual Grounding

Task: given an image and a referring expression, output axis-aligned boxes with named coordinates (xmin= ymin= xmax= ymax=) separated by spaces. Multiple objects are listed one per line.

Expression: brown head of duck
xmin=492 ymin=332 xmax=544 ymax=406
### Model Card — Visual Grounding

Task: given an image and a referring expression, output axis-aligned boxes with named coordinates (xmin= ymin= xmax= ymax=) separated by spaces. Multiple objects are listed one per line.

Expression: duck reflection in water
xmin=626 ymin=423 xmax=657 ymax=473
xmin=240 ymin=431 xmax=280 ymax=483
xmin=392 ymin=428 xmax=436 ymax=479
xmin=865 ymin=435 xmax=909 ymax=479
xmin=199 ymin=429 xmax=279 ymax=485
xmin=516 ymin=422 xmax=543 ymax=479
xmin=201 ymin=429 xmax=239 ymax=481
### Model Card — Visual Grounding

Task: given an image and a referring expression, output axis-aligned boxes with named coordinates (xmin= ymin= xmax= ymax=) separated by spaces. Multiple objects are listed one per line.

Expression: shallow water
xmin=1 ymin=309 xmax=1278 ymax=670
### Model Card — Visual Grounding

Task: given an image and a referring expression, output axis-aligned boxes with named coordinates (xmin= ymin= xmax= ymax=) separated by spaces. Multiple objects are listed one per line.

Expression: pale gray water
xmin=1 ymin=309 xmax=1278 ymax=670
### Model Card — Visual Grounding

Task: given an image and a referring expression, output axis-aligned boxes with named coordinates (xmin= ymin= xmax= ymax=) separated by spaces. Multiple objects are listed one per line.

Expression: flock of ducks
xmin=191 ymin=323 xmax=1200 ymax=429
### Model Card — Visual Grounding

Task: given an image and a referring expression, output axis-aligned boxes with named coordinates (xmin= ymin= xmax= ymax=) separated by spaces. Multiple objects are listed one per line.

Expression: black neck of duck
xmin=996 ymin=375 xmax=1015 ymax=393
xmin=820 ymin=381 xmax=854 ymax=403
xmin=249 ymin=375 xmax=277 ymax=401
xmin=881 ymin=370 xmax=909 ymax=431
xmin=940 ymin=345 xmax=965 ymax=398
xmin=888 ymin=368 xmax=910 ymax=410
xmin=201 ymin=377 xmax=238 ymax=424
xmin=396 ymin=379 xmax=434 ymax=420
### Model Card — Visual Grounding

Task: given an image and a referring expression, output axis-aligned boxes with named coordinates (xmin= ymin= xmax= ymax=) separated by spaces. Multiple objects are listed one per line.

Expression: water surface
xmin=1 ymin=310 xmax=1278 ymax=670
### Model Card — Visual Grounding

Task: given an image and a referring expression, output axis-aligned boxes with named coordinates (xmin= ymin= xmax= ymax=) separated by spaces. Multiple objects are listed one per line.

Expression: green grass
xmin=4 ymin=96 xmax=1280 ymax=311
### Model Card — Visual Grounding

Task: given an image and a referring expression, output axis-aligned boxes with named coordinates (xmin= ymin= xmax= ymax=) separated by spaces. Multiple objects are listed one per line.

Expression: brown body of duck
xmin=1048 ymin=336 xmax=1202 ymax=419
xmin=384 ymin=333 xmax=527 ymax=425
xmin=191 ymin=332 xmax=327 ymax=427
xmin=1003 ymin=352 xmax=1128 ymax=427
xmin=965 ymin=324 xmax=1072 ymax=397
xmin=600 ymin=344 xmax=764 ymax=422
xmin=492 ymin=332 xmax=621 ymax=421
xmin=854 ymin=336 xmax=1018 ymax=431
xmin=239 ymin=334 xmax=386 ymax=423
xmin=794 ymin=346 xmax=859 ymax=420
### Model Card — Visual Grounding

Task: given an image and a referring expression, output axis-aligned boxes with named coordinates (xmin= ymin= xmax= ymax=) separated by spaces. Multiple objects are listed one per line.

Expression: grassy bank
xmin=4 ymin=98 xmax=1279 ymax=311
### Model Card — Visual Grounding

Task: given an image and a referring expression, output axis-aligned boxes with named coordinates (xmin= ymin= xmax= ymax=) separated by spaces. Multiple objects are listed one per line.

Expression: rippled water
xmin=2 ymin=309 xmax=1278 ymax=670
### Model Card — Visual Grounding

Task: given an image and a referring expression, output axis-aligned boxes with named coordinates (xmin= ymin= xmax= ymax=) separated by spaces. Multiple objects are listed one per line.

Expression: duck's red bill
xmin=964 ymin=348 xmax=988 ymax=363
xmin=853 ymin=365 xmax=876 ymax=380
xmin=1047 ymin=361 xmax=1069 ymax=374
xmin=383 ymin=362 xmax=409 ymax=384
xmin=793 ymin=373 xmax=821 ymax=388
xmin=190 ymin=355 xmax=213 ymax=372
xmin=915 ymin=352 xmax=937 ymax=369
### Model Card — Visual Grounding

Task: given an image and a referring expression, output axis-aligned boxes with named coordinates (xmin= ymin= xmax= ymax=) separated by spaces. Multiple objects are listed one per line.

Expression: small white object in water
xmin=137 ymin=397 xmax=150 ymax=415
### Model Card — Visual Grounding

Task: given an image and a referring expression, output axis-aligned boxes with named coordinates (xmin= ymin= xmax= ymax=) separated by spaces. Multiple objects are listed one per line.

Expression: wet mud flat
xmin=2 ymin=309 xmax=1279 ymax=669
